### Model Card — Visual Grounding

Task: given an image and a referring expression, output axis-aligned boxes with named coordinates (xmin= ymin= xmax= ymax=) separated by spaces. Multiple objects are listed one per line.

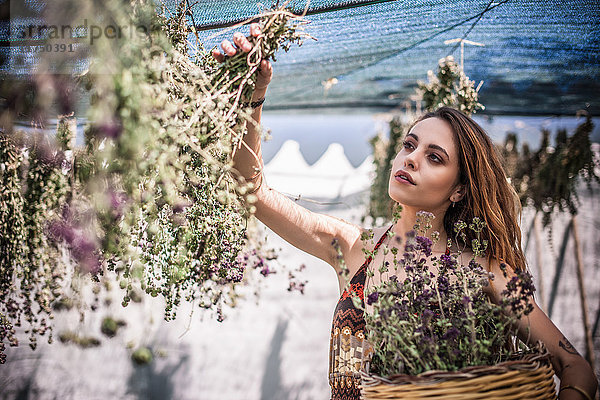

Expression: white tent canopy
xmin=263 ymin=140 xmax=374 ymax=199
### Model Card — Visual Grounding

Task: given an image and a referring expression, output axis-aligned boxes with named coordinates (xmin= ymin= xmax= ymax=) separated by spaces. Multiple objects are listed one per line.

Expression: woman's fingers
xmin=255 ymin=59 xmax=273 ymax=89
xmin=220 ymin=39 xmax=237 ymax=56
xmin=211 ymin=48 xmax=225 ymax=63
xmin=211 ymin=24 xmax=263 ymax=63
xmin=250 ymin=23 xmax=261 ymax=37
xmin=233 ymin=32 xmax=252 ymax=52
xmin=259 ymin=59 xmax=272 ymax=75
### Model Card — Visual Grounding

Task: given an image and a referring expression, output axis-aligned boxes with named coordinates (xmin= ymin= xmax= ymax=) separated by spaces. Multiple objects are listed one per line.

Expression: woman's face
xmin=388 ymin=117 xmax=463 ymax=213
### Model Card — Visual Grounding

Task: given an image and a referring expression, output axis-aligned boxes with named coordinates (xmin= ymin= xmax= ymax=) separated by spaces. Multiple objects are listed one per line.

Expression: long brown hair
xmin=411 ymin=107 xmax=527 ymax=272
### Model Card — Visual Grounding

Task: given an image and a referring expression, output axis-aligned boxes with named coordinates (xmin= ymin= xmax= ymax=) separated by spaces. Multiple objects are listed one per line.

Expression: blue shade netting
xmin=183 ymin=0 xmax=600 ymax=115
xmin=2 ymin=0 xmax=599 ymax=115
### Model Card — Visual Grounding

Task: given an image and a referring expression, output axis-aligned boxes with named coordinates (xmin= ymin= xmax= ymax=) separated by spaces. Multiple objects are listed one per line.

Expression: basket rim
xmin=360 ymin=347 xmax=553 ymax=386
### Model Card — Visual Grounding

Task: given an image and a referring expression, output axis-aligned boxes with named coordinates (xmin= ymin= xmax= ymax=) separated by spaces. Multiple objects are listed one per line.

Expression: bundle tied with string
xmin=209 ymin=4 xmax=314 ymax=194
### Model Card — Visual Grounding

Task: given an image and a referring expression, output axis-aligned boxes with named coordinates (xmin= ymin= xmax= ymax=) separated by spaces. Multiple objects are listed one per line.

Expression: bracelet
xmin=246 ymin=167 xmax=262 ymax=181
xmin=244 ymin=163 xmax=263 ymax=182
xmin=246 ymin=172 xmax=263 ymax=194
xmin=242 ymin=97 xmax=266 ymax=109
xmin=559 ymin=385 xmax=593 ymax=400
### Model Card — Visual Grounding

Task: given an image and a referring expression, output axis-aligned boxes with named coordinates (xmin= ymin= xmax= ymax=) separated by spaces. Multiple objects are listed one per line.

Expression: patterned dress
xmin=329 ymin=226 xmax=392 ymax=400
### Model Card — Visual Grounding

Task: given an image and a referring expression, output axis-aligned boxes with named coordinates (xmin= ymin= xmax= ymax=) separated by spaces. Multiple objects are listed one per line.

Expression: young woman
xmin=213 ymin=23 xmax=598 ymax=400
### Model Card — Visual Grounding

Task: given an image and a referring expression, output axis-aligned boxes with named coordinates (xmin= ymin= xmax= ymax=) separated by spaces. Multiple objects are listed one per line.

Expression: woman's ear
xmin=450 ymin=185 xmax=465 ymax=203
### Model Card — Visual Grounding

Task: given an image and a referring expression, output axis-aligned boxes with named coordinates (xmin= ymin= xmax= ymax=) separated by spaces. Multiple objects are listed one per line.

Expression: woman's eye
xmin=429 ymin=154 xmax=442 ymax=163
xmin=402 ymin=141 xmax=414 ymax=150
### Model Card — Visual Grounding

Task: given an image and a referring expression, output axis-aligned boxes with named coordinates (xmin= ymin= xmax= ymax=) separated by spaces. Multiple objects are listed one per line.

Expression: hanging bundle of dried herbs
xmin=527 ymin=114 xmax=599 ymax=225
xmin=0 ymin=0 xmax=309 ymax=362
xmin=418 ymin=56 xmax=484 ymax=116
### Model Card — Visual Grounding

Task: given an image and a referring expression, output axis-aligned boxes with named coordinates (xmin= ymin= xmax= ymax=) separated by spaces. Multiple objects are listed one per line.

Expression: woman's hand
xmin=211 ymin=23 xmax=273 ymax=92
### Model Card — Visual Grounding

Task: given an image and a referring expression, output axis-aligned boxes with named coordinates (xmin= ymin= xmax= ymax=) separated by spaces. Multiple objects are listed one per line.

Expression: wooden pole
xmin=524 ymin=214 xmax=536 ymax=253
xmin=571 ymin=214 xmax=595 ymax=371
xmin=533 ymin=212 xmax=546 ymax=311
xmin=548 ymin=219 xmax=572 ymax=318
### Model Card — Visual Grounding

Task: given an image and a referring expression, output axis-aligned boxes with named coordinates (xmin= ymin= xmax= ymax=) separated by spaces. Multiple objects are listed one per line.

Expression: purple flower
xmin=415 ymin=289 xmax=433 ymax=305
xmin=96 ymin=118 xmax=123 ymax=138
xmin=71 ymin=236 xmax=101 ymax=274
xmin=437 ymin=275 xmax=449 ymax=294
xmin=48 ymin=218 xmax=101 ymax=274
xmin=442 ymin=327 xmax=460 ymax=341
xmin=260 ymin=264 xmax=274 ymax=277
xmin=439 ymin=253 xmax=456 ymax=270
xmin=421 ymin=309 xmax=434 ymax=324
xmin=107 ymin=189 xmax=128 ymax=219
xmin=224 ymin=260 xmax=244 ymax=283
xmin=172 ymin=199 xmax=192 ymax=214
xmin=367 ymin=291 xmax=379 ymax=305
xmin=288 ymin=281 xmax=306 ymax=294
xmin=48 ymin=220 xmax=76 ymax=244
xmin=416 ymin=235 xmax=433 ymax=256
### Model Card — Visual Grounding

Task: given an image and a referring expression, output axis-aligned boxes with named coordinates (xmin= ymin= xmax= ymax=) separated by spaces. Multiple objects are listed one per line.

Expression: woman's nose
xmin=404 ymin=153 xmax=417 ymax=170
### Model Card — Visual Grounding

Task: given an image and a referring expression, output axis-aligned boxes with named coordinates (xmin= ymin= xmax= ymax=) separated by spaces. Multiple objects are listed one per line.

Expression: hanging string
xmin=446 ymin=0 xmax=495 ymax=58
xmin=193 ymin=0 xmax=398 ymax=31
xmin=332 ymin=0 xmax=509 ymax=81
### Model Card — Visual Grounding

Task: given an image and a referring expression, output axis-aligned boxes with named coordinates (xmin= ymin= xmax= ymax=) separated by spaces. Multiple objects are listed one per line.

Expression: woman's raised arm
xmin=213 ymin=24 xmax=365 ymax=273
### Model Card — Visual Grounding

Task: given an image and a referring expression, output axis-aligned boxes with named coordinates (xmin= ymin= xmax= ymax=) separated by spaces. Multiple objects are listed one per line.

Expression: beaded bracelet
xmin=559 ymin=385 xmax=593 ymax=400
xmin=242 ymin=97 xmax=266 ymax=109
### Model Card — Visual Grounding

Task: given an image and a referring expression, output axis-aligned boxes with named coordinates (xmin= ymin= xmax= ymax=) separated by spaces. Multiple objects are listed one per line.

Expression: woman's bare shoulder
xmin=342 ymin=225 xmax=392 ymax=272
xmin=356 ymin=225 xmax=392 ymax=251
xmin=478 ymin=257 xmax=522 ymax=302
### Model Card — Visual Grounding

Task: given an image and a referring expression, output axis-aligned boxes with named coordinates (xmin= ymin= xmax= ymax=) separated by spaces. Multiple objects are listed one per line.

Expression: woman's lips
xmin=394 ymin=170 xmax=416 ymax=185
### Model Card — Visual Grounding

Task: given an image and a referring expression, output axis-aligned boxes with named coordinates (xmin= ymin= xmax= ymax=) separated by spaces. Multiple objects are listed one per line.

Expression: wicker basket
xmin=360 ymin=350 xmax=556 ymax=399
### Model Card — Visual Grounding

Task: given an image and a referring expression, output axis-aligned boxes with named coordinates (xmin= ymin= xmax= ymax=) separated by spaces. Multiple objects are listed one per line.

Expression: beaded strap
xmin=362 ymin=225 xmax=393 ymax=267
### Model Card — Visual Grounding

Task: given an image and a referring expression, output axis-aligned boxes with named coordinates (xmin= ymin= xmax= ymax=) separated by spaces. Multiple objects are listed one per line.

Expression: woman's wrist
xmin=252 ymin=86 xmax=268 ymax=102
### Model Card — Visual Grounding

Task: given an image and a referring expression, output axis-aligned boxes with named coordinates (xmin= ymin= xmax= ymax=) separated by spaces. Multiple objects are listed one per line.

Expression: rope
xmin=334 ymin=0 xmax=510 ymax=81
xmin=193 ymin=0 xmax=399 ymax=31
xmin=446 ymin=0 xmax=497 ymax=57
xmin=276 ymin=0 xmax=509 ymax=102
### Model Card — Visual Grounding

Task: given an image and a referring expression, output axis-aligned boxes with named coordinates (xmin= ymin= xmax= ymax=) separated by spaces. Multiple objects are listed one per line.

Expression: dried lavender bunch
xmin=363 ymin=212 xmax=535 ymax=376
xmin=72 ymin=1 xmax=308 ymax=319
xmin=0 ymin=134 xmax=27 ymax=363
xmin=527 ymin=113 xmax=599 ymax=225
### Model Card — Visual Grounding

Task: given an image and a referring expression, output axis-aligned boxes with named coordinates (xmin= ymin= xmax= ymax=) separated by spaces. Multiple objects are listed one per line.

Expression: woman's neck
xmin=391 ymin=205 xmax=449 ymax=253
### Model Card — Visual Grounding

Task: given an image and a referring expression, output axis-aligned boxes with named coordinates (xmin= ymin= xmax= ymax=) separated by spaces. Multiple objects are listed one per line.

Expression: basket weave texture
xmin=360 ymin=350 xmax=556 ymax=399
